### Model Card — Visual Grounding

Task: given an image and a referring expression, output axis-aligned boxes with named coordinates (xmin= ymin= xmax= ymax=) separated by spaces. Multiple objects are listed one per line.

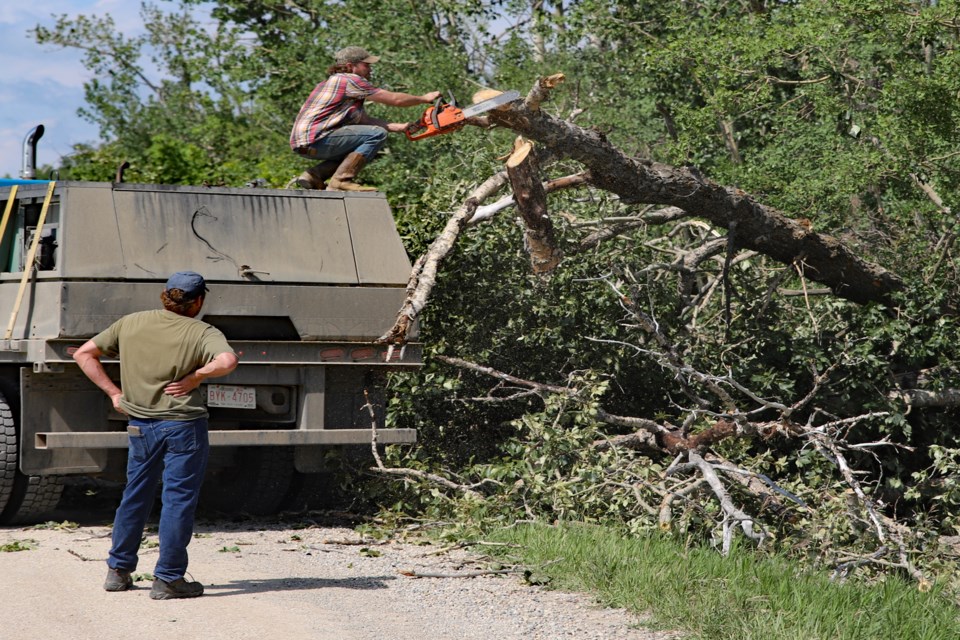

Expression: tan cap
xmin=335 ymin=46 xmax=380 ymax=65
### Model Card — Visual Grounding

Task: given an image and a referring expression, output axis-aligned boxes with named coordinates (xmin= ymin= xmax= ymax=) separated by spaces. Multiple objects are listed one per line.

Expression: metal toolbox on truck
xmin=0 ymin=179 xmax=420 ymax=521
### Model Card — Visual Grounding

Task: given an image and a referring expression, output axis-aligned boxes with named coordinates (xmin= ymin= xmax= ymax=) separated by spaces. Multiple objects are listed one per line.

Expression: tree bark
xmin=891 ymin=388 xmax=960 ymax=408
xmin=505 ymin=137 xmax=562 ymax=274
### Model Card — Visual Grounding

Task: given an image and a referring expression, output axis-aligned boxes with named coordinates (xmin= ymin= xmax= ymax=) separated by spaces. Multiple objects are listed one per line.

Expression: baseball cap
xmin=335 ymin=46 xmax=380 ymax=65
xmin=165 ymin=271 xmax=209 ymax=300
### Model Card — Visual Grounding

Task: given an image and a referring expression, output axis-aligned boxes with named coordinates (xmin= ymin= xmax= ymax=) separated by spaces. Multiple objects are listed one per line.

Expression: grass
xmin=485 ymin=522 xmax=960 ymax=640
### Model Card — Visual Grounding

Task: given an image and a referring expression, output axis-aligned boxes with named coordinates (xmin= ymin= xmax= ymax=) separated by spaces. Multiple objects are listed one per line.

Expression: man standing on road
xmin=290 ymin=45 xmax=441 ymax=191
xmin=73 ymin=271 xmax=239 ymax=600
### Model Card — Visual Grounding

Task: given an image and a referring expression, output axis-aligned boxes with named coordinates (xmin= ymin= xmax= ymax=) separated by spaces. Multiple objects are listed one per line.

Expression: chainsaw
xmin=405 ymin=90 xmax=520 ymax=141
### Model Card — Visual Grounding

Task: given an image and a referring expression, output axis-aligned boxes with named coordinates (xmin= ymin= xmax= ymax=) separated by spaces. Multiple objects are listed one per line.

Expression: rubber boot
xmin=295 ymin=159 xmax=340 ymax=190
xmin=326 ymin=152 xmax=377 ymax=192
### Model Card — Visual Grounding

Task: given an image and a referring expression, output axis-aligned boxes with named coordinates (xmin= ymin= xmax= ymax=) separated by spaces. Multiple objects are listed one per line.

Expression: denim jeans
xmin=296 ymin=125 xmax=387 ymax=162
xmin=108 ymin=417 xmax=209 ymax=583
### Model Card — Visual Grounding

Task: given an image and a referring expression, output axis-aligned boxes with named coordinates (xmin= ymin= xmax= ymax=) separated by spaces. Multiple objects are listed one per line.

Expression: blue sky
xmin=0 ymin=1 xmax=158 ymax=178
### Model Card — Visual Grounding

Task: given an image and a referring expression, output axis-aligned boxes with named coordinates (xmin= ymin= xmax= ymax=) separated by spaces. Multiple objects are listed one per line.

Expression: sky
xmin=0 ymin=1 xmax=161 ymax=178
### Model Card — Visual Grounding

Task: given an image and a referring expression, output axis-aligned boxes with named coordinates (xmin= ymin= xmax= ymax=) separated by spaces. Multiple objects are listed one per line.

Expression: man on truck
xmin=73 ymin=271 xmax=239 ymax=600
xmin=290 ymin=45 xmax=441 ymax=191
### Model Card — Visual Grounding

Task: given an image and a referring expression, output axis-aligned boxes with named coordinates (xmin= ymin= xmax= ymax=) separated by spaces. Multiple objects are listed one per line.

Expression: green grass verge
xmin=485 ymin=522 xmax=960 ymax=640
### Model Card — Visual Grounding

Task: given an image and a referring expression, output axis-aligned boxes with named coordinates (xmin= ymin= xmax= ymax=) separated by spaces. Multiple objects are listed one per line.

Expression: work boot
xmin=150 ymin=577 xmax=204 ymax=600
xmin=103 ymin=567 xmax=133 ymax=592
xmin=295 ymin=159 xmax=340 ymax=190
xmin=326 ymin=152 xmax=377 ymax=192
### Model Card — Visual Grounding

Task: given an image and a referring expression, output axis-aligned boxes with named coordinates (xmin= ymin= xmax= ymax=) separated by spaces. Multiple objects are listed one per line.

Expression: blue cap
xmin=165 ymin=271 xmax=208 ymax=300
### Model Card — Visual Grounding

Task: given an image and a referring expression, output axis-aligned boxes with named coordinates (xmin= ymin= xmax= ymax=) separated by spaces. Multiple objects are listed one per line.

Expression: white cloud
xmin=1 ymin=1 xmax=216 ymax=178
xmin=0 ymin=1 xmax=146 ymax=176
xmin=0 ymin=78 xmax=99 ymax=178
xmin=0 ymin=39 xmax=91 ymax=89
xmin=1 ymin=2 xmax=94 ymax=27
xmin=0 ymin=1 xmax=142 ymax=27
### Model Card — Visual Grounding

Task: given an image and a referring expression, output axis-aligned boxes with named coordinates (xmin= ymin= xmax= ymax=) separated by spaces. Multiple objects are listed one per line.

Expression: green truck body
xmin=0 ymin=180 xmax=419 ymax=522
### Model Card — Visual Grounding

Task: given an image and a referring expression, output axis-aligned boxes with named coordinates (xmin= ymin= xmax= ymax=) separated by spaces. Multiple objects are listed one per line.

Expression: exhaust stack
xmin=20 ymin=124 xmax=45 ymax=179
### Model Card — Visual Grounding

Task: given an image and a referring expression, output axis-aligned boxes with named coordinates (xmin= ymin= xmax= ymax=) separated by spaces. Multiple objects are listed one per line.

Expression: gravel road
xmin=0 ymin=504 xmax=681 ymax=640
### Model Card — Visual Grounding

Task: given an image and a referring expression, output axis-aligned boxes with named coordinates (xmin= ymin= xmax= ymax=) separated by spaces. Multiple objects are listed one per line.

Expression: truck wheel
xmin=0 ymin=474 xmax=64 ymax=525
xmin=0 ymin=387 xmax=65 ymax=525
xmin=200 ymin=447 xmax=295 ymax=516
xmin=0 ymin=394 xmax=17 ymax=515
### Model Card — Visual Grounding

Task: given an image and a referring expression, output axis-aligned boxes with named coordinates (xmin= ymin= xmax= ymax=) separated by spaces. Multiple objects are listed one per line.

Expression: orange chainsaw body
xmin=405 ymin=103 xmax=467 ymax=141
xmin=405 ymin=90 xmax=520 ymax=141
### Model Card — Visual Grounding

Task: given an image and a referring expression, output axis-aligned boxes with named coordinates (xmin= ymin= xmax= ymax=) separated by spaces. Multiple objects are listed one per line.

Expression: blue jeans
xmin=108 ymin=417 xmax=209 ymax=583
xmin=296 ymin=125 xmax=387 ymax=162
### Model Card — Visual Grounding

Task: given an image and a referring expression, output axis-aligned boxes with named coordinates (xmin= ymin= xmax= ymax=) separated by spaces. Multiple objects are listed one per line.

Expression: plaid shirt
xmin=289 ymin=73 xmax=381 ymax=149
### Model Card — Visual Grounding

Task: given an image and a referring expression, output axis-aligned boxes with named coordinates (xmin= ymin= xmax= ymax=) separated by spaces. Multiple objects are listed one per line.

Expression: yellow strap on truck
xmin=5 ymin=181 xmax=56 ymax=340
xmin=0 ymin=185 xmax=19 ymax=246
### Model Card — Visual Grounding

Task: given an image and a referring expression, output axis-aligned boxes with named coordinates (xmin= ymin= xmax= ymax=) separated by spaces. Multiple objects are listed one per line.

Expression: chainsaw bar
xmin=461 ymin=90 xmax=521 ymax=118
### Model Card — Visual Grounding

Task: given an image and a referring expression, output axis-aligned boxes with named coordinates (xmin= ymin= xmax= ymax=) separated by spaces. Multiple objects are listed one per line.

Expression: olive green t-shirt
xmin=92 ymin=309 xmax=236 ymax=420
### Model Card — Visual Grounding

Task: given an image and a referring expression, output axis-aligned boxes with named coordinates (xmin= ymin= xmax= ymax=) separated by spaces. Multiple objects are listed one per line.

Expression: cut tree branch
xmin=378 ymin=173 xmax=509 ymax=344
xmin=364 ymin=389 xmax=490 ymax=499
xmin=505 ymin=137 xmax=562 ymax=274
xmin=487 ymin=76 xmax=904 ymax=306
xmin=687 ymin=451 xmax=768 ymax=554
xmin=891 ymin=388 xmax=960 ymax=409
xmin=469 ymin=173 xmax=588 ymax=224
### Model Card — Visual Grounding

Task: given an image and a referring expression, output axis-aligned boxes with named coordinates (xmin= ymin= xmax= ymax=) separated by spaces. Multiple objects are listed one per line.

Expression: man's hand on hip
xmin=110 ymin=393 xmax=128 ymax=415
xmin=164 ymin=373 xmax=202 ymax=397
xmin=165 ymin=352 xmax=239 ymax=397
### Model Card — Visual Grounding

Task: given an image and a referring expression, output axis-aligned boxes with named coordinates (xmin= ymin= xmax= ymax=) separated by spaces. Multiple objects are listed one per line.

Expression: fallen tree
xmin=372 ymin=75 xmax=960 ymax=587
xmin=380 ymin=75 xmax=905 ymax=346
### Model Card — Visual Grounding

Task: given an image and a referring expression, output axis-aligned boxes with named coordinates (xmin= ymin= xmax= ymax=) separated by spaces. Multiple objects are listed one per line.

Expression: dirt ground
xmin=0 ymin=488 xmax=680 ymax=640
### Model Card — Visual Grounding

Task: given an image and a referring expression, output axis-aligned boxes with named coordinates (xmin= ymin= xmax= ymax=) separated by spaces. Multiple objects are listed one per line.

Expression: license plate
xmin=207 ymin=384 xmax=256 ymax=409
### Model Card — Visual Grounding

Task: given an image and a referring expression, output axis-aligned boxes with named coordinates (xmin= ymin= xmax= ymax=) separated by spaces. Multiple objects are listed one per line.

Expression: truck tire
xmin=0 ymin=474 xmax=64 ymax=525
xmin=0 ymin=394 xmax=17 ymax=515
xmin=200 ymin=446 xmax=294 ymax=516
xmin=0 ymin=386 xmax=64 ymax=525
